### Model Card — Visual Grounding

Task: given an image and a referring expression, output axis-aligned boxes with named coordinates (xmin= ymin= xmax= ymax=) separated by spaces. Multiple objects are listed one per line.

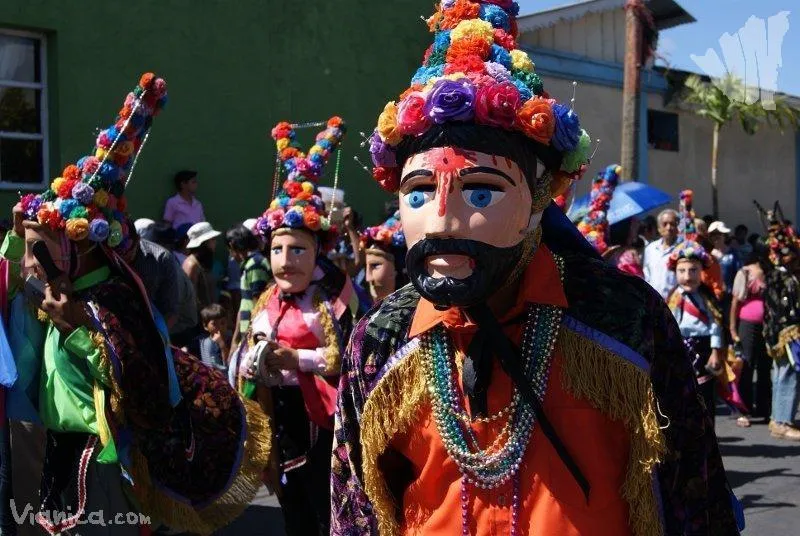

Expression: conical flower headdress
xmin=255 ymin=117 xmax=346 ymax=243
xmin=576 ymin=164 xmax=620 ymax=254
xmin=366 ymin=0 xmax=591 ymax=194
xmin=360 ymin=211 xmax=405 ymax=253
xmin=19 ymin=73 xmax=167 ymax=250
xmin=668 ymin=188 xmax=709 ymax=269
xmin=755 ymin=200 xmax=800 ymax=265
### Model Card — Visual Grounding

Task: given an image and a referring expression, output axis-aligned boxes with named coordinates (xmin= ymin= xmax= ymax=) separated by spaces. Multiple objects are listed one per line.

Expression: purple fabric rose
xmin=485 ymin=61 xmax=512 ymax=83
xmin=88 ymin=219 xmax=110 ymax=242
xmin=72 ymin=182 xmax=95 ymax=205
xmin=441 ymin=0 xmax=456 ymax=8
xmin=552 ymin=103 xmax=581 ymax=152
xmin=424 ymin=78 xmax=476 ymax=124
xmin=369 ymin=131 xmax=397 ymax=167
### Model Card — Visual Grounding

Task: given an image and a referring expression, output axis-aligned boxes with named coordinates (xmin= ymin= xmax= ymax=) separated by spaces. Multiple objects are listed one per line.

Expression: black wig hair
xmin=394 ymin=123 xmax=563 ymax=186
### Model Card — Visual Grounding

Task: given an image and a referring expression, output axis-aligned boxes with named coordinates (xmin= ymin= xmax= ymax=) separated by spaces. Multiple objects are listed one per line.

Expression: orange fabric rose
xmin=304 ymin=211 xmax=321 ymax=231
xmin=139 ymin=72 xmax=155 ymax=88
xmin=62 ymin=165 xmax=80 ymax=181
xmin=440 ymin=0 xmax=480 ymax=30
xmin=399 ymin=84 xmax=424 ymax=101
xmin=445 ymin=55 xmax=485 ymax=76
xmin=446 ymin=36 xmax=491 ymax=64
xmin=515 ymin=97 xmax=555 ymax=144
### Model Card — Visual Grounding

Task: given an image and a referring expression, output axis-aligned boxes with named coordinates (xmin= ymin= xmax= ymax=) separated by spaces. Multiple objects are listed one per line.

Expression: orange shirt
xmin=391 ymin=246 xmax=633 ymax=535
xmin=703 ymin=258 xmax=725 ymax=300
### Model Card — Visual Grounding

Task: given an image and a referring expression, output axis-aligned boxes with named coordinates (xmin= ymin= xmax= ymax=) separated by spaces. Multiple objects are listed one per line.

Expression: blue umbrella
xmin=568 ymin=182 xmax=672 ymax=225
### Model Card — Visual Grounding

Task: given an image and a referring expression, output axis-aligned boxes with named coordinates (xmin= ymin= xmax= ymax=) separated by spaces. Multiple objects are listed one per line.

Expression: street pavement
xmin=216 ymin=409 xmax=800 ymax=535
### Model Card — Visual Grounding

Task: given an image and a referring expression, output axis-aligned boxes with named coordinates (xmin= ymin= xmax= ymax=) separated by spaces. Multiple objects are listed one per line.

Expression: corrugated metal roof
xmin=518 ymin=0 xmax=695 ymax=33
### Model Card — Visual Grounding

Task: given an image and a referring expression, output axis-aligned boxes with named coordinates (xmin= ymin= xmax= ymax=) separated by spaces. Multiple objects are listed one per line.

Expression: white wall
xmin=542 ymin=76 xmax=797 ymax=234
xmin=523 ymin=10 xmax=626 ymax=64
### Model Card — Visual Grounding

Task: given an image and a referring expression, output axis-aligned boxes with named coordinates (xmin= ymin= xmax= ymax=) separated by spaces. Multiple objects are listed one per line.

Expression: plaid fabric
xmin=238 ymin=252 xmax=271 ymax=333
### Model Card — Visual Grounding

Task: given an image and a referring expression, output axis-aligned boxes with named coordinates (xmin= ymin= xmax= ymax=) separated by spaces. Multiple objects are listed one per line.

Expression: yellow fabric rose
xmin=95 ymin=148 xmax=107 ymax=160
xmin=510 ymin=50 xmax=535 ymax=73
xmin=93 ymin=189 xmax=109 ymax=208
xmin=276 ymin=138 xmax=290 ymax=151
xmin=451 ymin=19 xmax=494 ymax=44
xmin=377 ymin=101 xmax=402 ymax=145
xmin=301 ymin=181 xmax=315 ymax=194
xmin=51 ymin=177 xmax=66 ymax=195
xmin=65 ymin=218 xmax=89 ymax=241
xmin=270 ymin=199 xmax=280 ymax=210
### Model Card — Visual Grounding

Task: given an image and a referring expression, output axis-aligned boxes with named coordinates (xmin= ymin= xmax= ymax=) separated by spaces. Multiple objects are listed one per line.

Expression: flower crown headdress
xmin=255 ymin=117 xmax=346 ymax=243
xmin=678 ymin=189 xmax=697 ymax=241
xmin=576 ymin=164 xmax=621 ymax=254
xmin=366 ymin=0 xmax=591 ymax=197
xmin=754 ymin=200 xmax=799 ymax=265
xmin=667 ymin=240 xmax=711 ymax=271
xmin=360 ymin=211 xmax=405 ymax=253
xmin=20 ymin=73 xmax=167 ymax=250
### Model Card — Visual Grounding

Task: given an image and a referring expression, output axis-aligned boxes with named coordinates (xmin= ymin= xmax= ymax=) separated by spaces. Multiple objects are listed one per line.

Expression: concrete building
xmin=518 ymin=0 xmax=800 ymax=233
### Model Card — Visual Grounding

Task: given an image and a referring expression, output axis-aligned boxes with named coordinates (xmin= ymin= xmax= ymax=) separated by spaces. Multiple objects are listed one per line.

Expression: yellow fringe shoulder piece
xmin=770 ymin=324 xmax=800 ymax=358
xmin=89 ymin=330 xmax=125 ymax=423
xmin=361 ymin=347 xmax=427 ymax=536
xmin=314 ymin=290 xmax=341 ymax=375
xmin=558 ymin=328 xmax=667 ymax=536
xmin=129 ymin=397 xmax=271 ymax=535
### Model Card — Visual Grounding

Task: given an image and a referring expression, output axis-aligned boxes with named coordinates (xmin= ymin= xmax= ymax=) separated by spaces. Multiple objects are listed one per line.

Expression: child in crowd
xmin=667 ymin=241 xmax=725 ymax=422
xmin=163 ymin=169 xmax=205 ymax=229
xmin=198 ymin=303 xmax=231 ymax=371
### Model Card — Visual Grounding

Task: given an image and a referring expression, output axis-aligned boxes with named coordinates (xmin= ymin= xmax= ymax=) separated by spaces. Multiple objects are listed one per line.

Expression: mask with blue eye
xmin=462 ymin=185 xmax=505 ymax=209
xmin=403 ymin=188 xmax=434 ymax=209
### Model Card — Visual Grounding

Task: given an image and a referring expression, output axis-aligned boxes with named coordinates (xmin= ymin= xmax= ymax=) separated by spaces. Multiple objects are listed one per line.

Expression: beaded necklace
xmin=420 ymin=257 xmax=564 ymax=535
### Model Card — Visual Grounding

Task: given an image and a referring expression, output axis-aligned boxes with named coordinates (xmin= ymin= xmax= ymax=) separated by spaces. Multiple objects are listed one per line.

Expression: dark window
xmin=0 ymin=31 xmax=48 ymax=187
xmin=648 ymin=110 xmax=679 ymax=152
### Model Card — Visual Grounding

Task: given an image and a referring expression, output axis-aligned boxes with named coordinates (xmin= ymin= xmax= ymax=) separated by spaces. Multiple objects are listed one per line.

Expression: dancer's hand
xmin=265 ymin=345 xmax=300 ymax=371
xmin=41 ymin=277 xmax=90 ymax=334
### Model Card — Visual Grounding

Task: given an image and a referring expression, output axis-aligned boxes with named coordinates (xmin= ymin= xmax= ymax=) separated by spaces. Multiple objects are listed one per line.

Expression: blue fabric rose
xmin=411 ymin=65 xmax=445 ymax=86
xmin=552 ymin=103 xmax=581 ymax=152
xmin=512 ymin=78 xmax=532 ymax=101
xmin=59 ymin=199 xmax=79 ymax=218
xmin=489 ymin=45 xmax=512 ymax=69
xmin=88 ymin=219 xmax=110 ymax=242
xmin=479 ymin=4 xmax=511 ymax=32
xmin=283 ymin=210 xmax=304 ymax=228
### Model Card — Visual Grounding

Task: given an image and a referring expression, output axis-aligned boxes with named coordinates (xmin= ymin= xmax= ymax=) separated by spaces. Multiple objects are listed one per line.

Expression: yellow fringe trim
xmin=92 ymin=382 xmax=111 ymax=448
xmin=361 ymin=348 xmax=427 ymax=536
xmin=89 ymin=330 xmax=125 ymax=423
xmin=558 ymin=329 xmax=667 ymax=536
xmin=314 ymin=291 xmax=341 ymax=375
xmin=129 ymin=397 xmax=271 ymax=534
xmin=770 ymin=324 xmax=800 ymax=358
xmin=36 ymin=308 xmax=48 ymax=322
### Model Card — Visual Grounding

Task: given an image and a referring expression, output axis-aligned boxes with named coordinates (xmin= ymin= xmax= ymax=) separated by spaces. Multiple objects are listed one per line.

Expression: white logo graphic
xmin=690 ymin=11 xmax=791 ymax=110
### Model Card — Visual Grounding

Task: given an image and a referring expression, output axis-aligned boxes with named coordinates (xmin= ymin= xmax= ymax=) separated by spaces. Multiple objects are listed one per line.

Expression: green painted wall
xmin=0 ymin=0 xmax=430 ymax=230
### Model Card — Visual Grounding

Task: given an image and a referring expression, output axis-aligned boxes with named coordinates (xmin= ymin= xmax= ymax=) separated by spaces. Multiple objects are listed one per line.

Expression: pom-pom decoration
xmin=255 ymin=118 xmax=346 ymax=246
xmin=360 ymin=211 xmax=406 ymax=252
xmin=667 ymin=240 xmax=712 ymax=271
xmin=678 ymin=189 xmax=697 ymax=241
xmin=576 ymin=164 xmax=620 ymax=254
xmin=367 ymin=0 xmax=591 ymax=194
xmin=20 ymin=73 xmax=167 ymax=251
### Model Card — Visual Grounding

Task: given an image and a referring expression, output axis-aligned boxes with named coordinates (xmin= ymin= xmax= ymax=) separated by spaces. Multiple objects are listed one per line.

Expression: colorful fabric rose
xmin=304 ymin=211 xmax=321 ymax=231
xmin=479 ymin=4 xmax=511 ymax=32
xmin=72 ymin=182 xmax=95 ymax=204
xmin=373 ymin=166 xmax=401 ymax=193
xmin=424 ymin=78 xmax=476 ymax=124
xmin=66 ymin=218 xmax=90 ymax=241
xmin=514 ymin=70 xmax=543 ymax=96
xmin=59 ymin=199 xmax=79 ymax=218
xmin=446 ymin=36 xmax=491 ymax=64
xmin=484 ymin=61 xmax=512 ymax=82
xmin=283 ymin=210 xmax=304 ymax=228
xmin=515 ymin=97 xmax=555 ymax=144
xmin=512 ymin=78 xmax=533 ymax=101
xmin=396 ymin=91 xmax=431 ymax=136
xmin=88 ymin=218 xmax=109 ymax=242
xmin=510 ymin=49 xmax=534 ymax=72
xmin=489 ymin=45 xmax=512 ymax=69
xmin=69 ymin=206 xmax=89 ymax=220
xmin=411 ymin=65 xmax=445 ymax=86
xmin=440 ymin=0 xmax=481 ymax=30
xmin=451 ymin=19 xmax=494 ymax=44
xmin=377 ymin=101 xmax=402 ymax=145
xmin=445 ymin=55 xmax=486 ymax=76
xmin=369 ymin=131 xmax=397 ymax=168
xmin=62 ymin=165 xmax=81 ymax=181
xmin=475 ymin=82 xmax=521 ymax=129
xmin=93 ymin=189 xmax=109 ymax=208
xmin=493 ymin=28 xmax=516 ymax=51
xmin=552 ymin=103 xmax=581 ymax=152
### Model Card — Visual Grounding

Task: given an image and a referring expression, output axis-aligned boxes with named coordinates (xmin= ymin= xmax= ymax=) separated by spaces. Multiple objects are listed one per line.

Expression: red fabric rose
xmin=56 ymin=179 xmax=78 ymax=199
xmin=327 ymin=116 xmax=343 ymax=128
xmin=373 ymin=166 xmax=400 ymax=193
xmin=515 ymin=97 xmax=555 ymax=144
xmin=440 ymin=0 xmax=480 ymax=30
xmin=423 ymin=44 xmax=434 ymax=64
xmin=445 ymin=55 xmax=485 ymax=76
xmin=493 ymin=28 xmax=517 ymax=51
xmin=396 ymin=91 xmax=431 ymax=136
xmin=399 ymin=83 xmax=424 ymax=101
xmin=62 ymin=165 xmax=80 ymax=181
xmin=445 ymin=36 xmax=491 ymax=64
xmin=285 ymin=181 xmax=303 ymax=197
xmin=271 ymin=121 xmax=293 ymax=140
xmin=475 ymin=82 xmax=521 ymax=129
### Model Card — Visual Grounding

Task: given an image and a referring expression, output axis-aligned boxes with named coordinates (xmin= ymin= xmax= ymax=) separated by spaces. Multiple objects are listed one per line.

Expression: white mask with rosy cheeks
xmin=399 ymin=147 xmax=536 ymax=281
xmin=270 ymin=229 xmax=318 ymax=295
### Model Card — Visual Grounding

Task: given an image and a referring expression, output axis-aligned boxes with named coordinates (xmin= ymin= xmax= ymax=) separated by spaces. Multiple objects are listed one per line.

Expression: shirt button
xmin=497 ymin=495 xmax=506 ymax=506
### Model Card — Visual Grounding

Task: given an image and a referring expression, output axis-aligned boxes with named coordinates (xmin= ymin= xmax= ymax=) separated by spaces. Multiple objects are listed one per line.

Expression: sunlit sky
xmin=518 ymin=0 xmax=799 ymax=96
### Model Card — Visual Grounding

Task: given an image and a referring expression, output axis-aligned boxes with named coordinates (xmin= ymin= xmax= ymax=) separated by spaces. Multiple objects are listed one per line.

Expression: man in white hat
xmin=182 ymin=222 xmax=222 ymax=312
xmin=709 ymin=220 xmax=742 ymax=295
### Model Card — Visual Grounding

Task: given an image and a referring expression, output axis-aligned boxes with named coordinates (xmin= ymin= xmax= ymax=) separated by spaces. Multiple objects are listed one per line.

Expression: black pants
xmin=687 ymin=336 xmax=717 ymax=423
xmin=738 ymin=320 xmax=772 ymax=419
xmin=278 ymin=428 xmax=332 ymax=536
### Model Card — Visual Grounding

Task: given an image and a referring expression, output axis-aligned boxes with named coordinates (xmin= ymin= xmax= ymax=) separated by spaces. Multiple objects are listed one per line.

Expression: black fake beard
xmin=405 ymin=238 xmax=530 ymax=309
